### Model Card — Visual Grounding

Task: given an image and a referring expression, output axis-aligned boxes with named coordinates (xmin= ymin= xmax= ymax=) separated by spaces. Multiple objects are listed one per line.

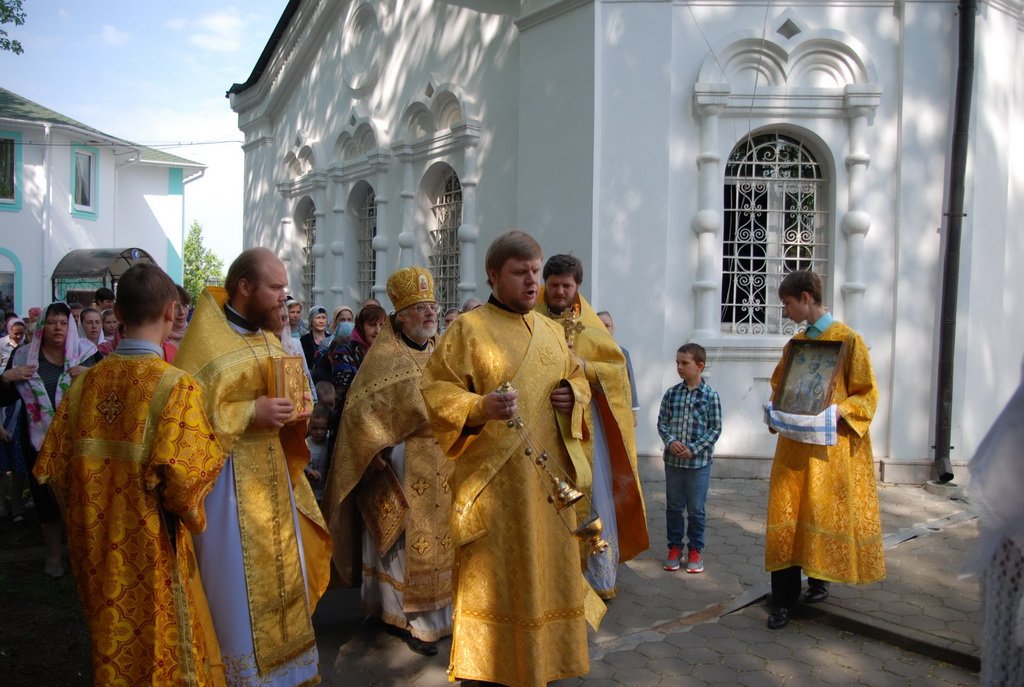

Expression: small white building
xmin=0 ymin=86 xmax=205 ymax=310
xmin=228 ymin=0 xmax=1024 ymax=483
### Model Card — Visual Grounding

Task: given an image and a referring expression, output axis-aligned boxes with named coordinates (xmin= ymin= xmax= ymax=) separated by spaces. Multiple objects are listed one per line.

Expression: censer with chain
xmin=497 ymin=380 xmax=610 ymax=555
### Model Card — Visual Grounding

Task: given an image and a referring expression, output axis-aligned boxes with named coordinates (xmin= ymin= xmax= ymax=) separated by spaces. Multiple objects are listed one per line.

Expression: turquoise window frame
xmin=0 ymin=130 xmax=22 ymax=212
xmin=71 ymin=144 xmax=99 ymax=220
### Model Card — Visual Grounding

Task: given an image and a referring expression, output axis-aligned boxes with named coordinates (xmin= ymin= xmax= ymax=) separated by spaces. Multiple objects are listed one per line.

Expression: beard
xmin=404 ymin=320 xmax=437 ymax=343
xmin=244 ymin=302 xmax=284 ymax=333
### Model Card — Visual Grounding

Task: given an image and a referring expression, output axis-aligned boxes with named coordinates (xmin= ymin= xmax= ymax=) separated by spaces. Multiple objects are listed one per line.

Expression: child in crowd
xmin=315 ymin=380 xmax=336 ymax=413
xmin=305 ymin=402 xmax=332 ymax=502
xmin=34 ymin=262 xmax=225 ymax=685
xmin=657 ymin=343 xmax=722 ymax=573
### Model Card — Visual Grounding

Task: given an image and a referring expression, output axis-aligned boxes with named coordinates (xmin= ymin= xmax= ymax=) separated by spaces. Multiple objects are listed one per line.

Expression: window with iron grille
xmin=430 ymin=172 xmax=462 ymax=313
xmin=302 ymin=215 xmax=316 ymax=305
xmin=721 ymin=133 xmax=830 ymax=335
xmin=357 ymin=189 xmax=377 ymax=301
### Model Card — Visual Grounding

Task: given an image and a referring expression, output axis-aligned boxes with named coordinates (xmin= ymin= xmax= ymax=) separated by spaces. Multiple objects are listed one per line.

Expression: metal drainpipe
xmin=933 ymin=0 xmax=976 ymax=483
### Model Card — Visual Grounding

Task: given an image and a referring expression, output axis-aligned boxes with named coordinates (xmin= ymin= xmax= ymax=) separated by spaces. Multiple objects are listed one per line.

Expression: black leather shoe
xmin=767 ymin=607 xmax=791 ymax=630
xmin=803 ymin=587 xmax=829 ymax=604
xmin=406 ymin=635 xmax=438 ymax=656
xmin=387 ymin=625 xmax=439 ymax=656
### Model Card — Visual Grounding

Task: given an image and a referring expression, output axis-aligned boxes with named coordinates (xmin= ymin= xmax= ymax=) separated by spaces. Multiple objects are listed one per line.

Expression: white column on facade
xmin=373 ymin=163 xmax=391 ymax=298
xmin=279 ymin=218 xmax=294 ymax=280
xmin=457 ymin=140 xmax=479 ymax=303
xmin=329 ymin=201 xmax=345 ymax=304
xmin=841 ymin=86 xmax=881 ymax=328
xmin=396 ymin=152 xmax=416 ymax=269
xmin=312 ymin=207 xmax=327 ymax=302
xmin=692 ymin=85 xmax=730 ymax=340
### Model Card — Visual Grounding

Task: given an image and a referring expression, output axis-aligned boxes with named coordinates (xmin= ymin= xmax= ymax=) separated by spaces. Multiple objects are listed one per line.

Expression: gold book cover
xmin=266 ymin=355 xmax=308 ymax=424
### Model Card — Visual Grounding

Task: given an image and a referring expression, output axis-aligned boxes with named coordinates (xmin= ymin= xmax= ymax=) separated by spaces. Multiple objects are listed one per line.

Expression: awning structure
xmin=51 ymin=247 xmax=155 ymax=301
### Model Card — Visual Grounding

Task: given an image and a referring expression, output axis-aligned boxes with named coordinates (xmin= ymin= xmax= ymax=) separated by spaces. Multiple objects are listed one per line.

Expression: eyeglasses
xmin=410 ymin=303 xmax=439 ymax=314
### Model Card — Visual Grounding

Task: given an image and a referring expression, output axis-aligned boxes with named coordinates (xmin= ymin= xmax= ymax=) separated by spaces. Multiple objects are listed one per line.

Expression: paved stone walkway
xmin=314 ymin=478 xmax=981 ymax=686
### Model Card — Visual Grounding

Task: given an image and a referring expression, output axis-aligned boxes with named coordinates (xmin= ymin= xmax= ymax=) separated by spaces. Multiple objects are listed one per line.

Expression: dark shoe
xmin=803 ymin=587 xmax=829 ymax=604
xmin=767 ymin=607 xmax=791 ymax=630
xmin=406 ymin=635 xmax=438 ymax=656
xmin=386 ymin=624 xmax=438 ymax=656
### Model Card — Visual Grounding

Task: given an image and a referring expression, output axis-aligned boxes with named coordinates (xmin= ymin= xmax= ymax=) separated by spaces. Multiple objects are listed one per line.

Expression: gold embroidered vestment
xmin=765 ymin=321 xmax=886 ymax=584
xmin=420 ymin=304 xmax=592 ymax=687
xmin=322 ymin=320 xmax=454 ymax=612
xmin=173 ymin=287 xmax=332 ymax=676
xmin=535 ymin=288 xmax=649 ymax=565
xmin=36 ymin=355 xmax=226 ymax=686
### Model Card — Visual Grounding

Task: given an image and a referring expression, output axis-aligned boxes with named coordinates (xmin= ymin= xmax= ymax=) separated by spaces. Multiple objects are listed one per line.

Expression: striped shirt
xmin=657 ymin=379 xmax=723 ymax=468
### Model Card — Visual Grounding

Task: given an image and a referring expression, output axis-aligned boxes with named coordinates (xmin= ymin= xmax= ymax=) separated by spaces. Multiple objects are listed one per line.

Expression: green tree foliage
xmin=183 ymin=221 xmax=224 ymax=303
xmin=0 ymin=1 xmax=26 ymax=55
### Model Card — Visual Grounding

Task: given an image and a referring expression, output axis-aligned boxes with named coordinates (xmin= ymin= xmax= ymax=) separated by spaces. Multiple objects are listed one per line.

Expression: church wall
xmin=954 ymin=3 xmax=1024 ymax=468
xmin=517 ymin=2 xmax=597 ymax=263
xmin=235 ymin=0 xmax=522 ymax=310
xmin=233 ymin=0 xmax=1024 ymax=482
xmin=884 ymin=0 xmax=956 ymax=481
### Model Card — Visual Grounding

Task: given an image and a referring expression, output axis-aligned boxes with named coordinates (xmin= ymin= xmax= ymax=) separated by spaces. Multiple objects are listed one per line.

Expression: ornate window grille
xmin=721 ymin=133 xmax=830 ymax=335
xmin=430 ymin=172 xmax=462 ymax=313
xmin=356 ymin=190 xmax=377 ymax=301
xmin=302 ymin=215 xmax=316 ymax=306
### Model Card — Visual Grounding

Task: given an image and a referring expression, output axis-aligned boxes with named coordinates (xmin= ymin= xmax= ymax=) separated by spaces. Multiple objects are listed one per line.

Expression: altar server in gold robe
xmin=174 ymin=247 xmax=332 ymax=685
xmin=764 ymin=270 xmax=885 ymax=630
xmin=421 ymin=230 xmax=593 ymax=686
xmin=35 ymin=262 xmax=226 ymax=686
xmin=323 ymin=266 xmax=454 ymax=656
xmin=537 ymin=254 xmax=649 ymax=599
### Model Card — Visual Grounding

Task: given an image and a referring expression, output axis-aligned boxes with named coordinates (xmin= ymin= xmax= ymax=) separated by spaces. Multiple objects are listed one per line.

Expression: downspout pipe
xmin=933 ymin=0 xmax=976 ymax=483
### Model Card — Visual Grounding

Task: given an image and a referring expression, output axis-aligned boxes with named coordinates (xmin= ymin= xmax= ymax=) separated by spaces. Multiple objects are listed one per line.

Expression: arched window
xmin=356 ymin=188 xmax=377 ymax=301
xmin=430 ymin=171 xmax=462 ymax=312
xmin=299 ymin=206 xmax=317 ymax=306
xmin=721 ymin=133 xmax=830 ymax=335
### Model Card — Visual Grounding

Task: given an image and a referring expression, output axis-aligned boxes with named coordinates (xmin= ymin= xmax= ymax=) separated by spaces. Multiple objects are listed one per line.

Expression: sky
xmin=0 ymin=1 xmax=285 ymax=266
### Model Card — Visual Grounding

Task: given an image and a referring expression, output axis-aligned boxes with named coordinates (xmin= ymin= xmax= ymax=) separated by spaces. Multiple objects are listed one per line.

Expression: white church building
xmin=228 ymin=0 xmax=1024 ymax=482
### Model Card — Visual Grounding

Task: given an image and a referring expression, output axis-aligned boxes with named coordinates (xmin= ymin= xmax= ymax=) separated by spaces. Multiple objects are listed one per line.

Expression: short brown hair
xmin=226 ymin=247 xmax=274 ymax=298
xmin=677 ymin=342 xmax=707 ymax=366
xmin=778 ymin=270 xmax=823 ymax=305
xmin=543 ymin=254 xmax=584 ymax=285
xmin=485 ymin=230 xmax=542 ymax=286
xmin=116 ymin=263 xmax=178 ymax=326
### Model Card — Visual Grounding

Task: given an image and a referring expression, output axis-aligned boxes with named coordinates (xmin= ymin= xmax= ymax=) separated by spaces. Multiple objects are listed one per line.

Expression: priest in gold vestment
xmin=537 ymin=254 xmax=649 ymax=599
xmin=323 ymin=266 xmax=454 ymax=656
xmin=174 ymin=248 xmax=332 ymax=685
xmin=35 ymin=263 xmax=227 ymax=686
xmin=764 ymin=270 xmax=885 ymax=630
xmin=421 ymin=231 xmax=593 ymax=686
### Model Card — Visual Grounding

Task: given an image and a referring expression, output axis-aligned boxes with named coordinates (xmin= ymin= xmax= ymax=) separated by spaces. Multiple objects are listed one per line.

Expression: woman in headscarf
xmin=0 ymin=302 xmax=102 ymax=576
xmin=300 ymin=305 xmax=330 ymax=369
xmin=79 ymin=307 xmax=104 ymax=347
xmin=101 ymin=309 xmax=118 ymax=341
xmin=326 ymin=306 xmax=356 ymax=349
xmin=312 ymin=304 xmax=387 ymax=450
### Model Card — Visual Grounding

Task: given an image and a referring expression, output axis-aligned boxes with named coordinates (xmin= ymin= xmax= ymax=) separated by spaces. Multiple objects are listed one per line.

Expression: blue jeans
xmin=665 ymin=462 xmax=711 ymax=552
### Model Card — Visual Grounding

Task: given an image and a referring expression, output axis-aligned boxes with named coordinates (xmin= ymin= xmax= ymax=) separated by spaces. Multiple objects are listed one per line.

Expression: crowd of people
xmin=5 ymin=234 xmax=970 ymax=686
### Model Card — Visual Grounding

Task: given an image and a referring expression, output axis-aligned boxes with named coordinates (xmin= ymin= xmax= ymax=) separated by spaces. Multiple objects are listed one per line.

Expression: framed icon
xmin=773 ymin=339 xmax=848 ymax=415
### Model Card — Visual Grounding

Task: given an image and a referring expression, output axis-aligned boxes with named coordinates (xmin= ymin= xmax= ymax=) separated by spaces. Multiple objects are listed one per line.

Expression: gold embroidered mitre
xmin=387 ymin=266 xmax=435 ymax=312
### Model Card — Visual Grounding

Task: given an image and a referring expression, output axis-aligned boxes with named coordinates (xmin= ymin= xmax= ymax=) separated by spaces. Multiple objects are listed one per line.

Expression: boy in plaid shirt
xmin=657 ymin=343 xmax=722 ymax=573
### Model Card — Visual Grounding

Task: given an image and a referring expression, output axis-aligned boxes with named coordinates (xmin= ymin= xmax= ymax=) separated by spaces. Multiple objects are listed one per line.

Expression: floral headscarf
xmin=12 ymin=302 xmax=97 ymax=449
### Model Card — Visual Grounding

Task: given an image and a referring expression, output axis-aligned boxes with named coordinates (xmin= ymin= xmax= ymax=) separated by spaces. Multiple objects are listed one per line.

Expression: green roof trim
xmin=0 ymin=87 xmax=205 ymax=169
